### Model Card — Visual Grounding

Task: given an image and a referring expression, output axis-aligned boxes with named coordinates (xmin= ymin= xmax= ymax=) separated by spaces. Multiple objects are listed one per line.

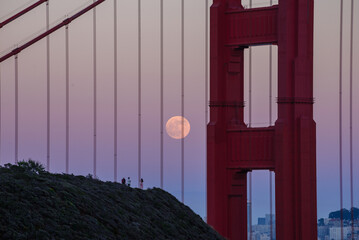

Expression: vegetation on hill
xmin=329 ymin=208 xmax=359 ymax=220
xmin=0 ymin=160 xmax=224 ymax=240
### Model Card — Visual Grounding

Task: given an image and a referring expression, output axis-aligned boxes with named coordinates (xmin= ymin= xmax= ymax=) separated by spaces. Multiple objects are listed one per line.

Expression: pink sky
xmin=0 ymin=0 xmax=358 ymax=222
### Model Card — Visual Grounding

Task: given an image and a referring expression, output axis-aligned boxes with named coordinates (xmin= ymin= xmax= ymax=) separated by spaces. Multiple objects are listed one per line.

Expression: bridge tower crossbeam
xmin=207 ymin=0 xmax=316 ymax=239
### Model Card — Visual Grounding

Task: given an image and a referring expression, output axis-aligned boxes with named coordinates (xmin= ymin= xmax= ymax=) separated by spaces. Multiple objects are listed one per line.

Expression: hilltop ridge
xmin=0 ymin=160 xmax=224 ymax=240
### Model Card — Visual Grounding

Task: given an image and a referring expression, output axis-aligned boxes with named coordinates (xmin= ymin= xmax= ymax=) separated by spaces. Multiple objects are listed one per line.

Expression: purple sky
xmin=0 ymin=0 xmax=358 ymax=223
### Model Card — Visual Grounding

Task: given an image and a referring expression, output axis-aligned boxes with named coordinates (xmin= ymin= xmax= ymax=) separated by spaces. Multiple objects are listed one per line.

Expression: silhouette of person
xmin=127 ymin=177 xmax=131 ymax=187
xmin=121 ymin=177 xmax=126 ymax=185
xmin=140 ymin=178 xmax=144 ymax=189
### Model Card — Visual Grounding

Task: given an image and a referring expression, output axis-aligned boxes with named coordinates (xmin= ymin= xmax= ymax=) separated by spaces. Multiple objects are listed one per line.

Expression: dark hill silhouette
xmin=0 ymin=160 xmax=224 ymax=240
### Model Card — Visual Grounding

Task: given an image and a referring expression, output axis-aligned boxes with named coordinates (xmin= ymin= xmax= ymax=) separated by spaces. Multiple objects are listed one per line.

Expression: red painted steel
xmin=0 ymin=0 xmax=106 ymax=63
xmin=207 ymin=0 xmax=316 ymax=239
xmin=226 ymin=6 xmax=278 ymax=46
xmin=0 ymin=0 xmax=47 ymax=29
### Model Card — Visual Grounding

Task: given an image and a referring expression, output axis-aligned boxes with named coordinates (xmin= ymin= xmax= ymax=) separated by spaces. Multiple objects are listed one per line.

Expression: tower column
xmin=208 ymin=0 xmax=316 ymax=239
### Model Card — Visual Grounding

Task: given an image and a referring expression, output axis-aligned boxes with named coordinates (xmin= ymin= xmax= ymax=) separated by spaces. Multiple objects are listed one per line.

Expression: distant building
xmin=249 ymin=214 xmax=276 ymax=240
xmin=258 ymin=218 xmax=266 ymax=225
xmin=259 ymin=235 xmax=270 ymax=240
xmin=252 ymin=224 xmax=270 ymax=233
xmin=248 ymin=201 xmax=252 ymax=240
xmin=328 ymin=218 xmax=342 ymax=227
xmin=323 ymin=218 xmax=330 ymax=225
xmin=265 ymin=214 xmax=275 ymax=226
xmin=317 ymin=225 xmax=329 ymax=240
xmin=329 ymin=226 xmax=351 ymax=240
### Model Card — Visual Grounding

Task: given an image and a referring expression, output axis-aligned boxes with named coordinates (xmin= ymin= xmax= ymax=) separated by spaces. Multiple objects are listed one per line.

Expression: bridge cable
xmin=0 ymin=53 xmax=2 ymax=163
xmin=65 ymin=25 xmax=69 ymax=174
xmin=0 ymin=0 xmax=106 ymax=64
xmin=349 ymin=0 xmax=354 ymax=237
xmin=205 ymin=0 xmax=208 ymax=136
xmin=248 ymin=0 xmax=253 ymax=238
xmin=138 ymin=0 xmax=142 ymax=188
xmin=205 ymin=0 xmax=209 ymax=220
xmin=46 ymin=0 xmax=50 ymax=171
xmin=160 ymin=0 xmax=164 ymax=189
xmin=181 ymin=0 xmax=185 ymax=203
xmin=339 ymin=0 xmax=344 ymax=238
xmin=269 ymin=1 xmax=273 ymax=238
xmin=15 ymin=54 xmax=19 ymax=164
xmin=114 ymin=0 xmax=118 ymax=182
xmin=0 ymin=0 xmax=47 ymax=29
xmin=93 ymin=0 xmax=97 ymax=178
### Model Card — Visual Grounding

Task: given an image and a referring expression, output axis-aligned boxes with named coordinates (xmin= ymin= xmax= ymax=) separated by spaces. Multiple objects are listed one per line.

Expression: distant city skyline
xmin=252 ymin=208 xmax=359 ymax=240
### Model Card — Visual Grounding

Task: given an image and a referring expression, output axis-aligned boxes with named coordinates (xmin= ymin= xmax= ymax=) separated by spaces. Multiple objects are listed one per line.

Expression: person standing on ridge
xmin=127 ymin=177 xmax=131 ymax=187
xmin=121 ymin=177 xmax=126 ymax=185
xmin=140 ymin=178 xmax=144 ymax=189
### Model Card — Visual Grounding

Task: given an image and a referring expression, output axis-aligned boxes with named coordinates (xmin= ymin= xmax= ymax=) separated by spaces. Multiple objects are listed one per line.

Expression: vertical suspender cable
xmin=15 ymin=54 xmax=19 ymax=164
xmin=269 ymin=1 xmax=272 ymax=126
xmin=248 ymin=0 xmax=252 ymax=128
xmin=65 ymin=25 xmax=69 ymax=174
xmin=248 ymin=0 xmax=252 ymax=238
xmin=93 ymin=0 xmax=97 ymax=178
xmin=339 ymin=0 xmax=344 ymax=238
xmin=138 ymin=0 xmax=142 ymax=187
xmin=205 ymin=0 xmax=209 ymax=220
xmin=269 ymin=1 xmax=273 ymax=239
xmin=205 ymin=1 xmax=208 ymax=125
xmin=160 ymin=0 xmax=164 ymax=189
xmin=181 ymin=0 xmax=185 ymax=204
xmin=0 ymin=61 xmax=1 ymax=163
xmin=249 ymin=171 xmax=252 ymax=239
xmin=349 ymin=0 xmax=354 ymax=237
xmin=270 ymin=171 xmax=273 ymax=239
xmin=114 ymin=0 xmax=118 ymax=182
xmin=46 ymin=0 xmax=50 ymax=171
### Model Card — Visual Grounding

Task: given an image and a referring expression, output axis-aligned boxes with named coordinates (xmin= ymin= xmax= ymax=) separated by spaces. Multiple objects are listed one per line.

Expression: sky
xmin=0 ymin=0 xmax=358 ymax=224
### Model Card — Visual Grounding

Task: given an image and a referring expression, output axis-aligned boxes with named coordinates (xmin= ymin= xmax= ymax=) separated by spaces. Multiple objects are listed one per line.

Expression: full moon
xmin=166 ymin=116 xmax=190 ymax=139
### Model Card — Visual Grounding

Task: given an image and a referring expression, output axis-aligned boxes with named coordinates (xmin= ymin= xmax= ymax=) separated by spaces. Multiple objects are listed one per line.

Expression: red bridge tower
xmin=207 ymin=0 xmax=317 ymax=239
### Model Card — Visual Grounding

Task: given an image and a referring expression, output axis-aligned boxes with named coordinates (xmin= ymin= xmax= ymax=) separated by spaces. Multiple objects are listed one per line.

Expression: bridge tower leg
xmin=275 ymin=0 xmax=317 ymax=238
xmin=207 ymin=0 xmax=317 ymax=239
